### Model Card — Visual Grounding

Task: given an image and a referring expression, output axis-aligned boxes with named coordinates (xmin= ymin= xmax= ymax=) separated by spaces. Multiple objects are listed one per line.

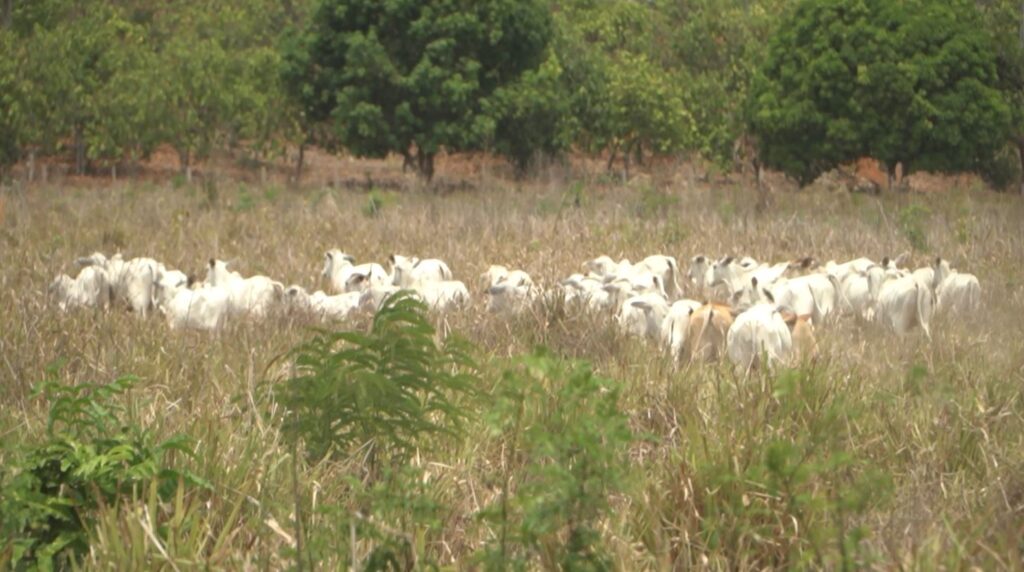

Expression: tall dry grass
xmin=1 ymin=174 xmax=1023 ymax=569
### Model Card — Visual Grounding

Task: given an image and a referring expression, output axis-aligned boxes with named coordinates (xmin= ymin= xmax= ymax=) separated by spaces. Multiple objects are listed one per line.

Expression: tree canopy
xmin=748 ymin=0 xmax=1011 ymax=186
xmin=299 ymin=0 xmax=552 ymax=180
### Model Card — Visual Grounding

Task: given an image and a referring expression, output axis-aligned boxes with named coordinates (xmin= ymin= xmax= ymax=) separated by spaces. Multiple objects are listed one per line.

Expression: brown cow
xmin=683 ymin=303 xmax=735 ymax=363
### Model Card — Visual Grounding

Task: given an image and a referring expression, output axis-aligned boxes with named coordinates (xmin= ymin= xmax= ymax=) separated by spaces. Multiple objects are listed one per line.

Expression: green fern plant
xmin=280 ymin=291 xmax=479 ymax=464
xmin=0 ymin=363 xmax=205 ymax=570
xmin=477 ymin=349 xmax=633 ymax=571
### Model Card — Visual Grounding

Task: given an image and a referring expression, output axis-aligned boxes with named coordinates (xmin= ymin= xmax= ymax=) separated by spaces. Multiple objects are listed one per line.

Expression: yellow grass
xmin=1 ymin=171 xmax=1023 ymax=569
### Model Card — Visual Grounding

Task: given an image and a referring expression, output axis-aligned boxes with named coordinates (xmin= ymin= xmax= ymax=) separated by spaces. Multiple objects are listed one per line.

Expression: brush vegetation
xmin=1 ymin=178 xmax=1023 ymax=569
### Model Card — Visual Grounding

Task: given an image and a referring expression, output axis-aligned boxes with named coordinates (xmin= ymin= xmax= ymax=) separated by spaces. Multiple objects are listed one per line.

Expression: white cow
xmin=712 ymin=257 xmax=788 ymax=295
xmin=582 ymin=255 xmax=625 ymax=279
xmin=285 ymin=285 xmax=362 ymax=321
xmin=836 ymin=264 xmax=887 ymax=320
xmin=481 ymin=264 xmax=534 ymax=291
xmin=726 ymin=303 xmax=793 ymax=371
xmin=874 ymin=260 xmax=943 ymax=338
xmin=660 ymin=299 xmax=703 ymax=360
xmin=358 ymin=284 xmax=401 ymax=312
xmin=49 ymin=266 xmax=111 ymax=311
xmin=153 ymin=271 xmax=229 ymax=331
xmin=206 ymin=259 xmax=283 ymax=318
xmin=389 ymin=254 xmax=453 ymax=288
xmin=322 ymin=250 xmax=390 ymax=293
xmin=617 ymin=293 xmax=669 ymax=341
xmin=161 ymin=285 xmax=230 ymax=331
xmin=936 ymin=271 xmax=981 ymax=316
xmin=412 ymin=280 xmax=471 ymax=313
xmin=77 ymin=253 xmax=161 ymax=316
xmin=633 ymin=255 xmax=682 ymax=299
xmin=487 ymin=282 xmax=535 ymax=314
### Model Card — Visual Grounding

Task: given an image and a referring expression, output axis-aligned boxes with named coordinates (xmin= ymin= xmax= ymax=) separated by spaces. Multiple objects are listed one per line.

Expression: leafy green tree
xmin=748 ymin=0 xmax=1010 ymax=187
xmin=659 ymin=0 xmax=791 ymax=168
xmin=978 ymin=0 xmax=1024 ymax=193
xmin=300 ymin=0 xmax=552 ymax=181
xmin=0 ymin=29 xmax=23 ymax=175
xmin=485 ymin=52 xmax=574 ymax=176
xmin=552 ymin=0 xmax=696 ymax=177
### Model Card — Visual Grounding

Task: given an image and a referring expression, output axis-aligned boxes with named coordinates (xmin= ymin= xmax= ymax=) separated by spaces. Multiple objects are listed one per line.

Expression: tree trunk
xmin=416 ymin=152 xmax=435 ymax=182
xmin=1019 ymin=1 xmax=1024 ymax=46
xmin=178 ymin=147 xmax=191 ymax=177
xmin=294 ymin=140 xmax=306 ymax=184
xmin=74 ymin=124 xmax=85 ymax=176
xmin=623 ymin=140 xmax=633 ymax=182
xmin=1018 ymin=139 xmax=1024 ymax=196
xmin=606 ymin=144 xmax=619 ymax=173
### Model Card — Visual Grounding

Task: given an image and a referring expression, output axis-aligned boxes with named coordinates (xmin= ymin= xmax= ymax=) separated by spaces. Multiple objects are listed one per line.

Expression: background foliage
xmin=3 ymin=0 xmax=1022 ymax=186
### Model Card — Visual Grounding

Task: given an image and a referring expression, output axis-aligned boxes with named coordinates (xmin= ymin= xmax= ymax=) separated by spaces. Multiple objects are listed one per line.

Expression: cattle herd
xmin=49 ymin=248 xmax=982 ymax=371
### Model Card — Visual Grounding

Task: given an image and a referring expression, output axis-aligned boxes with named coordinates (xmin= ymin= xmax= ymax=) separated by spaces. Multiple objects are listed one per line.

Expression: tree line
xmin=1 ymin=0 xmax=1023 ymax=190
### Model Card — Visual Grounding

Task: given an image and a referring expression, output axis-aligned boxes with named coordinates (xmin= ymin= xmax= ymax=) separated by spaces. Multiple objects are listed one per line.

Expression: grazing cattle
xmin=617 ymin=293 xmax=670 ymax=341
xmin=874 ymin=269 xmax=934 ymax=338
xmin=634 ymin=255 xmax=682 ymax=299
xmin=78 ymin=253 xmax=161 ymax=316
xmin=726 ymin=303 xmax=792 ymax=371
xmin=206 ymin=259 xmax=284 ymax=319
xmin=481 ymin=264 xmax=534 ymax=291
xmin=712 ymin=257 xmax=789 ymax=294
xmin=389 ymin=254 xmax=453 ymax=288
xmin=825 ymin=257 xmax=876 ymax=282
xmin=660 ymin=299 xmax=703 ymax=360
xmin=683 ymin=303 xmax=734 ymax=363
xmin=322 ymin=250 xmax=390 ymax=293
xmin=49 ymin=266 xmax=111 ymax=311
xmin=835 ymin=264 xmax=887 ymax=320
xmin=936 ymin=271 xmax=981 ymax=316
xmin=780 ymin=311 xmax=817 ymax=361
xmin=414 ymin=280 xmax=471 ymax=313
xmin=582 ymin=255 xmax=623 ymax=279
xmin=160 ymin=285 xmax=230 ymax=331
xmin=561 ymin=274 xmax=610 ymax=310
xmin=285 ymin=285 xmax=361 ymax=321
xmin=487 ymin=282 xmax=535 ymax=314
xmin=687 ymin=255 xmax=714 ymax=292
xmin=357 ymin=283 xmax=401 ymax=312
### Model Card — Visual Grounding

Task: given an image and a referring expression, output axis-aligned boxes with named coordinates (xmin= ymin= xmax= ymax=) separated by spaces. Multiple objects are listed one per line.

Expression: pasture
xmin=1 ymin=175 xmax=1023 ymax=569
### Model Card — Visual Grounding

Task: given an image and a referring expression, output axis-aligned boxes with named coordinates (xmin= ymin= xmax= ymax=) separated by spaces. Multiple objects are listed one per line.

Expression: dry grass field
xmin=1 ymin=170 xmax=1023 ymax=569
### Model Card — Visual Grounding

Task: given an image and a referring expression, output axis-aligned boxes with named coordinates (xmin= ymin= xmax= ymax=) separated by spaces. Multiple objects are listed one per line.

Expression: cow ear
xmin=881 ymin=257 xmax=890 ymax=267
xmin=763 ymin=289 xmax=775 ymax=304
xmin=186 ymin=274 xmax=196 ymax=287
xmin=934 ymin=256 xmax=941 ymax=266
xmin=343 ymin=254 xmax=356 ymax=263
xmin=388 ymin=254 xmax=396 ymax=265
xmin=723 ymin=256 xmax=734 ymax=265
xmin=695 ymin=255 xmax=705 ymax=264
xmin=208 ymin=258 xmax=215 ymax=268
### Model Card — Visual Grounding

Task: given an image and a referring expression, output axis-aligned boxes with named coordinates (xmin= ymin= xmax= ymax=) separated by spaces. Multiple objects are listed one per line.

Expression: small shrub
xmin=634 ymin=185 xmax=680 ymax=219
xmin=234 ymin=186 xmax=256 ymax=212
xmin=477 ymin=349 xmax=634 ymax=570
xmin=897 ymin=203 xmax=931 ymax=252
xmin=0 ymin=363 xmax=204 ymax=570
xmin=170 ymin=172 xmax=187 ymax=189
xmin=280 ymin=292 xmax=479 ymax=464
xmin=980 ymin=143 xmax=1021 ymax=192
xmin=362 ymin=189 xmax=388 ymax=217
